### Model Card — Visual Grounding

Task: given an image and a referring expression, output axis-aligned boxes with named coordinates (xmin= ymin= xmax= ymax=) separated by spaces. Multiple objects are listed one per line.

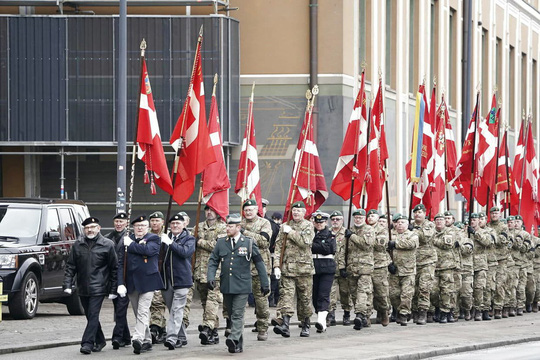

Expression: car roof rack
xmin=0 ymin=198 xmax=86 ymax=205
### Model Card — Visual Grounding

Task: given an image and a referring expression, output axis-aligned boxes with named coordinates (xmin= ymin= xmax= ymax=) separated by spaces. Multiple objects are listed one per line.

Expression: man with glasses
xmin=63 ymin=217 xmax=118 ymax=354
xmin=148 ymin=211 xmax=168 ymax=344
xmin=117 ymin=215 xmax=164 ymax=354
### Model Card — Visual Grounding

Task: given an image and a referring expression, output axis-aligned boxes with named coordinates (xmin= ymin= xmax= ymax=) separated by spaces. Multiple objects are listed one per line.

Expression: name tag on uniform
xmin=238 ymin=247 xmax=248 ymax=256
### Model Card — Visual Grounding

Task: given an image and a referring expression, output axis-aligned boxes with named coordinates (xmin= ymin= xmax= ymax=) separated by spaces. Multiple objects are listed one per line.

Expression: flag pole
xmin=504 ymin=124 xmax=511 ymax=216
xmin=518 ymin=113 xmax=531 ymax=213
xmin=441 ymin=97 xmax=450 ymax=211
xmin=493 ymin=96 xmax=502 ymax=207
xmin=361 ymin=97 xmax=373 ymax=210
xmin=467 ymin=91 xmax=480 ymax=227
xmin=240 ymin=82 xmax=256 ymax=216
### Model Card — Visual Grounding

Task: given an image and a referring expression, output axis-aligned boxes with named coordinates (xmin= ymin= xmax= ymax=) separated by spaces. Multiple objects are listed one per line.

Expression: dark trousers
xmin=112 ymin=295 xmax=131 ymax=343
xmin=80 ymin=296 xmax=105 ymax=348
xmin=223 ymin=294 xmax=249 ymax=349
xmin=270 ymin=274 xmax=280 ymax=305
xmin=313 ymin=273 xmax=334 ymax=312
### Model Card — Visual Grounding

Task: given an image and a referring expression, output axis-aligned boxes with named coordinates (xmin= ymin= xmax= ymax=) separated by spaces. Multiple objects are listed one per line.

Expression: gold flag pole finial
xmin=250 ymin=82 xmax=256 ymax=102
xmin=140 ymin=38 xmax=147 ymax=57
xmin=433 ymin=76 xmax=437 ymax=87
xmin=212 ymin=73 xmax=218 ymax=97
xmin=198 ymin=24 xmax=204 ymax=41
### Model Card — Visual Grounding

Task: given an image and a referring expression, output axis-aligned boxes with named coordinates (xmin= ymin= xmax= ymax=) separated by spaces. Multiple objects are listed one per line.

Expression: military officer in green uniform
xmin=207 ymin=214 xmax=270 ymax=354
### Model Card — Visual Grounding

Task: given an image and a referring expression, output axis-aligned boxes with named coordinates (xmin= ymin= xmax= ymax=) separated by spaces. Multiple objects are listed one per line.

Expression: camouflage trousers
xmin=534 ymin=268 xmax=540 ymax=302
xmin=526 ymin=270 xmax=536 ymax=306
xmin=459 ymin=270 xmax=473 ymax=311
xmin=348 ymin=274 xmax=373 ymax=316
xmin=329 ymin=276 xmax=352 ymax=312
xmin=252 ymin=274 xmax=270 ymax=332
xmin=452 ymin=270 xmax=462 ymax=316
xmin=372 ymin=267 xmax=390 ymax=312
xmin=485 ymin=263 xmax=497 ymax=310
xmin=473 ymin=269 xmax=487 ymax=310
xmin=493 ymin=259 xmax=508 ymax=310
xmin=150 ymin=290 xmax=167 ymax=328
xmin=389 ymin=274 xmax=415 ymax=315
xmin=517 ymin=266 xmax=528 ymax=308
xmin=413 ymin=263 xmax=435 ymax=312
xmin=277 ymin=275 xmax=313 ymax=320
xmin=504 ymin=265 xmax=518 ymax=308
xmin=430 ymin=269 xmax=455 ymax=313
xmin=182 ymin=286 xmax=194 ymax=327
xmin=195 ymin=279 xmax=223 ymax=329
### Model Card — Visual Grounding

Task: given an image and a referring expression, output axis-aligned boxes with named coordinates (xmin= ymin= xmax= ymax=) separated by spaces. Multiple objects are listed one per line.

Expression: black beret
xmin=82 ymin=217 xmax=99 ymax=226
xmin=131 ymin=215 xmax=147 ymax=225
xmin=113 ymin=212 xmax=128 ymax=220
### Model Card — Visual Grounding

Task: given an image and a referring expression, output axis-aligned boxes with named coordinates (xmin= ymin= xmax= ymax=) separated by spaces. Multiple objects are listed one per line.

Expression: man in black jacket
xmin=104 ymin=212 xmax=131 ymax=349
xmin=63 ymin=217 xmax=118 ymax=355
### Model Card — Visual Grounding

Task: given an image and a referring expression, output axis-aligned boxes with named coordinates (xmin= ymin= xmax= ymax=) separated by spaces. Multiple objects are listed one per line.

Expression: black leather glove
xmin=408 ymin=224 xmax=414 ymax=231
xmin=467 ymin=226 xmax=475 ymax=235
xmin=261 ymin=287 xmax=270 ymax=296
xmin=339 ymin=269 xmax=348 ymax=278
xmin=344 ymin=229 xmax=353 ymax=239
xmin=387 ymin=240 xmax=396 ymax=251
xmin=389 ymin=223 xmax=394 ymax=230
xmin=454 ymin=241 xmax=460 ymax=248
xmin=388 ymin=262 xmax=397 ymax=275
xmin=207 ymin=280 xmax=215 ymax=290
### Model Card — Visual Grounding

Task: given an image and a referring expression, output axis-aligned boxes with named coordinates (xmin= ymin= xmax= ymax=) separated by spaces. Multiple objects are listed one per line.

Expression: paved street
xmin=2 ymin=301 xmax=540 ymax=359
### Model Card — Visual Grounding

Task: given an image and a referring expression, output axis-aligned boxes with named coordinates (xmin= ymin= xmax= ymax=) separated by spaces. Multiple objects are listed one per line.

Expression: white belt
xmin=312 ymin=254 xmax=334 ymax=259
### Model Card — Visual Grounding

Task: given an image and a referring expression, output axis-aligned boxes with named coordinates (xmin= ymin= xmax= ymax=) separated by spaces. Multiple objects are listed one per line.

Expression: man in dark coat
xmin=104 ymin=212 xmax=131 ymax=349
xmin=63 ymin=217 xmax=118 ymax=355
xmin=207 ymin=214 xmax=270 ymax=354
xmin=117 ymin=215 xmax=164 ymax=354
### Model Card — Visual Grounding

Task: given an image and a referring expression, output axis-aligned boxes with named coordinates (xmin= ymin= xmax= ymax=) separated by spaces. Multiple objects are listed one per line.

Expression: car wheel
xmin=9 ymin=271 xmax=39 ymax=319
xmin=65 ymin=291 xmax=85 ymax=315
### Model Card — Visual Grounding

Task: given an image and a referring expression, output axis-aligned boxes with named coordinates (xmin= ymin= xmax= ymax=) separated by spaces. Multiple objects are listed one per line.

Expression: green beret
xmin=367 ymin=209 xmax=379 ymax=216
xmin=490 ymin=206 xmax=500 ymax=213
xmin=178 ymin=211 xmax=189 ymax=218
xmin=149 ymin=211 xmax=164 ymax=220
xmin=395 ymin=214 xmax=409 ymax=221
xmin=454 ymin=221 xmax=464 ymax=229
xmin=470 ymin=213 xmax=479 ymax=219
xmin=352 ymin=209 xmax=366 ymax=216
xmin=433 ymin=213 xmax=445 ymax=220
xmin=478 ymin=212 xmax=486 ymax=218
xmin=443 ymin=211 xmax=453 ymax=217
xmin=507 ymin=216 xmax=515 ymax=221
xmin=413 ymin=204 xmax=426 ymax=213
xmin=243 ymin=199 xmax=257 ymax=208
xmin=330 ymin=210 xmax=343 ymax=218
xmin=392 ymin=213 xmax=402 ymax=222
xmin=291 ymin=201 xmax=305 ymax=209
xmin=226 ymin=213 xmax=242 ymax=224
xmin=515 ymin=215 xmax=523 ymax=220
xmin=380 ymin=214 xmax=388 ymax=219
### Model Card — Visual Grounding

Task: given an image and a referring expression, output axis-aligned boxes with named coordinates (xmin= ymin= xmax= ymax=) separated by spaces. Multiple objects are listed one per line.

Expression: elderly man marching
xmin=338 ymin=209 xmax=375 ymax=331
xmin=240 ymin=199 xmax=273 ymax=341
xmin=272 ymin=201 xmax=315 ymax=338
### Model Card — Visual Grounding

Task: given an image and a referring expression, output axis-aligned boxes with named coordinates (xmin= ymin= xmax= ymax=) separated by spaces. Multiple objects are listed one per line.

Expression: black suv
xmin=0 ymin=198 xmax=91 ymax=319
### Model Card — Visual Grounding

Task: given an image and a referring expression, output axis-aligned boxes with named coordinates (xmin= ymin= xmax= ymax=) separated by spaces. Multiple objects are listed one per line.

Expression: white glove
xmin=274 ymin=267 xmax=281 ymax=280
xmin=64 ymin=288 xmax=72 ymax=295
xmin=117 ymin=285 xmax=127 ymax=298
xmin=282 ymin=224 xmax=292 ymax=234
xmin=161 ymin=234 xmax=172 ymax=245
xmin=123 ymin=236 xmax=133 ymax=247
xmin=108 ymin=294 xmax=117 ymax=300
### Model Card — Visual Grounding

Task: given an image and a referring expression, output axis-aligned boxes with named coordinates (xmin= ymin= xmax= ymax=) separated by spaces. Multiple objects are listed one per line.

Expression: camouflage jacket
xmin=472 ymin=227 xmax=492 ymax=271
xmin=338 ymin=223 xmax=375 ymax=275
xmin=392 ymin=230 xmax=419 ymax=276
xmin=332 ymin=226 xmax=346 ymax=276
xmin=512 ymin=228 xmax=532 ymax=267
xmin=458 ymin=230 xmax=475 ymax=272
xmin=274 ymin=219 xmax=315 ymax=276
xmin=533 ymin=236 xmax=540 ymax=270
xmin=482 ymin=226 xmax=499 ymax=265
xmin=242 ymin=216 xmax=273 ymax=276
xmin=433 ymin=227 xmax=457 ymax=270
xmin=412 ymin=219 xmax=437 ymax=267
xmin=487 ymin=220 xmax=511 ymax=261
xmin=371 ymin=223 xmax=390 ymax=269
xmin=447 ymin=225 xmax=462 ymax=270
xmin=193 ymin=220 xmax=226 ymax=282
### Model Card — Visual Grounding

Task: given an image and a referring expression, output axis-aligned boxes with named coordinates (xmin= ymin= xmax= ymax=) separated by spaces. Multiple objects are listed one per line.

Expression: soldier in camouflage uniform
xmin=513 ymin=215 xmax=533 ymax=315
xmin=410 ymin=204 xmax=436 ymax=325
xmin=194 ymin=205 xmax=227 ymax=345
xmin=328 ymin=210 xmax=352 ymax=326
xmin=486 ymin=206 xmax=510 ymax=319
xmin=338 ymin=209 xmax=375 ymax=331
xmin=367 ymin=209 xmax=390 ymax=326
xmin=445 ymin=211 xmax=463 ymax=321
xmin=532 ymin=232 xmax=540 ymax=312
xmin=148 ymin=211 xmax=168 ymax=344
xmin=272 ymin=201 xmax=315 ymax=338
xmin=525 ymin=227 xmax=536 ymax=312
xmin=431 ymin=213 xmax=457 ymax=323
xmin=387 ymin=214 xmax=419 ymax=326
xmin=505 ymin=216 xmax=519 ymax=317
xmin=456 ymin=223 xmax=474 ymax=320
xmin=469 ymin=213 xmax=492 ymax=321
xmin=479 ymin=212 xmax=497 ymax=321
xmin=241 ymin=199 xmax=273 ymax=341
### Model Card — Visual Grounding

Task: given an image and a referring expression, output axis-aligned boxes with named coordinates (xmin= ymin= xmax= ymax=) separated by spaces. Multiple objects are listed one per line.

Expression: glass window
xmin=59 ymin=208 xmax=77 ymax=240
xmin=0 ymin=207 xmax=41 ymax=243
xmin=46 ymin=208 xmax=61 ymax=235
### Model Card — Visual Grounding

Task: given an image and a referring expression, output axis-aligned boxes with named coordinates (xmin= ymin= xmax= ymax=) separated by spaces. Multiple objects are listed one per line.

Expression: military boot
xmin=380 ymin=310 xmax=389 ymax=327
xmin=412 ymin=311 xmax=419 ymax=323
xmin=447 ymin=311 xmax=455 ymax=323
xmin=494 ymin=309 xmax=502 ymax=319
xmin=509 ymin=307 xmax=516 ymax=317
xmin=353 ymin=313 xmax=363 ymax=330
xmin=211 ymin=328 xmax=219 ymax=344
xmin=533 ymin=302 xmax=539 ymax=313
xmin=502 ymin=307 xmax=509 ymax=318
xmin=315 ymin=311 xmax=328 ymax=333
xmin=390 ymin=309 xmax=397 ymax=323
xmin=474 ymin=308 xmax=482 ymax=321
xmin=199 ymin=325 xmax=213 ymax=345
xmin=343 ymin=311 xmax=352 ymax=326
xmin=251 ymin=320 xmax=258 ymax=333
xmin=397 ymin=313 xmax=408 ymax=326
xmin=517 ymin=307 xmax=524 ymax=316
xmin=526 ymin=303 xmax=533 ymax=313
xmin=433 ymin=308 xmax=440 ymax=323
xmin=417 ymin=310 xmax=427 ymax=325
xmin=459 ymin=309 xmax=465 ymax=319
xmin=482 ymin=310 xmax=491 ymax=321
xmin=327 ymin=310 xmax=336 ymax=326
xmin=273 ymin=316 xmax=291 ymax=338
xmin=157 ymin=328 xmax=167 ymax=344
xmin=464 ymin=309 xmax=472 ymax=321
xmin=439 ymin=311 xmax=448 ymax=324
xmin=426 ymin=312 xmax=434 ymax=323
xmin=150 ymin=325 xmax=161 ymax=344
xmin=300 ymin=317 xmax=310 ymax=337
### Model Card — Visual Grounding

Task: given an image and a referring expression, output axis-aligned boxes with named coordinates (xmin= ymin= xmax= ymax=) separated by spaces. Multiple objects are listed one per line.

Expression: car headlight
xmin=0 ymin=254 xmax=17 ymax=269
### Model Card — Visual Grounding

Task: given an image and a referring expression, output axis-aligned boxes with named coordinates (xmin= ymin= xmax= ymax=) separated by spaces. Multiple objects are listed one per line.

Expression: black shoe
xmin=226 ymin=338 xmax=243 ymax=353
xmin=112 ymin=340 xmax=122 ymax=350
xmin=199 ymin=326 xmax=212 ymax=345
xmin=526 ymin=304 xmax=533 ymax=313
xmin=353 ymin=313 xmax=363 ymax=330
xmin=343 ymin=311 xmax=351 ymax=326
xmin=273 ymin=315 xmax=291 ymax=338
xmin=132 ymin=339 xmax=142 ymax=354
xmin=164 ymin=340 xmax=175 ymax=350
xmin=92 ymin=342 xmax=106 ymax=352
xmin=80 ymin=346 xmax=92 ymax=355
xmin=141 ymin=343 xmax=152 ymax=352
xmin=150 ymin=325 xmax=160 ymax=345
xmin=212 ymin=328 xmax=219 ymax=344
xmin=251 ymin=320 xmax=258 ymax=333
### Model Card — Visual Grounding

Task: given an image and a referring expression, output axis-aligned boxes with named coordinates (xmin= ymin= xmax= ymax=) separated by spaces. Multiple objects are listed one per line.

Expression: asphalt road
xmin=433 ymin=341 xmax=540 ymax=360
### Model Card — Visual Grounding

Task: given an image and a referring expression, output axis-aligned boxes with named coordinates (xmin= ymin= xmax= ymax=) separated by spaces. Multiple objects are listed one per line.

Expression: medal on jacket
xmin=144 ymin=256 xmax=148 ymax=263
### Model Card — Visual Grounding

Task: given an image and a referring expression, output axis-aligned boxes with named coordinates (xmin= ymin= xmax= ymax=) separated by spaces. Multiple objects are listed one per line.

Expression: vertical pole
xmin=116 ymin=0 xmax=128 ymax=213
xmin=60 ymin=147 xmax=65 ymax=199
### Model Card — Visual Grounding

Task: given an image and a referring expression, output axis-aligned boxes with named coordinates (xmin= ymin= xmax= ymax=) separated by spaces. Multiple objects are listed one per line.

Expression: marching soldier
xmin=513 ymin=215 xmax=533 ymax=315
xmin=505 ymin=216 xmax=519 ymax=317
xmin=487 ymin=206 xmax=510 ymax=319
xmin=272 ymin=201 xmax=315 ymax=338
xmin=338 ymin=209 xmax=375 ymax=331
xmin=207 ymin=214 xmax=270 ymax=354
xmin=479 ymin=212 xmax=497 ymax=321
xmin=387 ymin=214 xmax=419 ymax=326
xmin=148 ymin=211 xmax=168 ymax=344
xmin=469 ymin=213 xmax=492 ymax=321
xmin=525 ymin=228 xmax=537 ymax=312
xmin=445 ymin=211 xmax=463 ymax=321
xmin=456 ymin=223 xmax=474 ymax=321
xmin=367 ymin=209 xmax=390 ymax=326
xmin=410 ymin=204 xmax=436 ymax=325
xmin=328 ymin=210 xmax=352 ymax=326
xmin=241 ymin=199 xmax=273 ymax=341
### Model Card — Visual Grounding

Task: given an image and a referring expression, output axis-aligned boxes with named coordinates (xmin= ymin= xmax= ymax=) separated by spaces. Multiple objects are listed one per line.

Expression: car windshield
xmin=0 ymin=206 xmax=41 ymax=243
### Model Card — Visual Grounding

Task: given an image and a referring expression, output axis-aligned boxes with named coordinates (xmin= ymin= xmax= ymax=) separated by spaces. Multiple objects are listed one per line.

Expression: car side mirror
xmin=44 ymin=231 xmax=61 ymax=242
